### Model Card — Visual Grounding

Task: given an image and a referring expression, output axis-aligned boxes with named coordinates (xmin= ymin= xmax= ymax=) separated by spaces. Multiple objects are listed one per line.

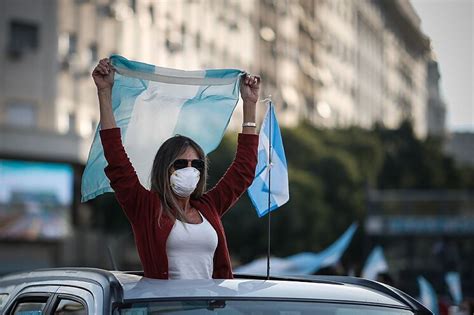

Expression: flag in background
xmin=418 ymin=276 xmax=440 ymax=315
xmin=361 ymin=245 xmax=389 ymax=280
xmin=235 ymin=223 xmax=358 ymax=275
xmin=247 ymin=102 xmax=289 ymax=217
xmin=445 ymin=272 xmax=462 ymax=305
xmin=285 ymin=222 xmax=358 ymax=274
xmin=82 ymin=55 xmax=243 ymax=202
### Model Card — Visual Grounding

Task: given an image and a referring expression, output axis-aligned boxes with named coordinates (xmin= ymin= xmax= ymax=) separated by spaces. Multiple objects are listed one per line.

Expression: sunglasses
xmin=173 ymin=159 xmax=205 ymax=171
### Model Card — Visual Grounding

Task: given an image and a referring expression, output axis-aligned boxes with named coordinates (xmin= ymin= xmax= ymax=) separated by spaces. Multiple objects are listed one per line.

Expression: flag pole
xmin=266 ymin=100 xmax=273 ymax=280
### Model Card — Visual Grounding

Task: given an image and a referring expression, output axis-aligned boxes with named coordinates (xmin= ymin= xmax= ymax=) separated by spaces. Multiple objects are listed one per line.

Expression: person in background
xmin=92 ymin=58 xmax=260 ymax=279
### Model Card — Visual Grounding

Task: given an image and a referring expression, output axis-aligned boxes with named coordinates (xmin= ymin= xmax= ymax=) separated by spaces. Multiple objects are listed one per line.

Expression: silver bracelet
xmin=242 ymin=122 xmax=257 ymax=128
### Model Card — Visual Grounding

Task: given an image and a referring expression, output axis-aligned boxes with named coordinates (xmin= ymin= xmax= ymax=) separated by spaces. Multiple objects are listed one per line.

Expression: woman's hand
xmin=92 ymin=58 xmax=115 ymax=91
xmin=240 ymin=73 xmax=261 ymax=104
xmin=241 ymin=73 xmax=260 ymax=134
xmin=93 ymin=58 xmax=117 ymax=129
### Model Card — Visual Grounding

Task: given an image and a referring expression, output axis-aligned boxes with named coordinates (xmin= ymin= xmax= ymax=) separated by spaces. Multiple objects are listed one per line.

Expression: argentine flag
xmin=361 ymin=246 xmax=389 ymax=280
xmin=247 ymin=103 xmax=289 ymax=217
xmin=235 ymin=223 xmax=358 ymax=275
xmin=418 ymin=276 xmax=439 ymax=315
xmin=285 ymin=222 xmax=358 ymax=274
xmin=445 ymin=272 xmax=462 ymax=305
xmin=82 ymin=55 xmax=243 ymax=202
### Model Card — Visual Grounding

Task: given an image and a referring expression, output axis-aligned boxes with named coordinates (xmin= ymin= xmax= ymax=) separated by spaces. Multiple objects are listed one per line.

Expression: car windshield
xmin=116 ymin=300 xmax=414 ymax=315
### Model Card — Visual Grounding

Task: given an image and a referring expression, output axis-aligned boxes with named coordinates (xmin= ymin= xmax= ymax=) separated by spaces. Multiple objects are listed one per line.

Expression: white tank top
xmin=166 ymin=212 xmax=218 ymax=279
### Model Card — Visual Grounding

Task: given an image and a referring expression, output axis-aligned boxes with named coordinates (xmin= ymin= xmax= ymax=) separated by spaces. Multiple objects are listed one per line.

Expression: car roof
xmin=114 ymin=272 xmax=405 ymax=306
xmin=0 ymin=268 xmax=431 ymax=314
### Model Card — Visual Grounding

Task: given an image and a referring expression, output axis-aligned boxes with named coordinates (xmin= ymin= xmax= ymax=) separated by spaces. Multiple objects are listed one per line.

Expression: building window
xmin=58 ymin=32 xmax=78 ymax=56
xmin=68 ymin=113 xmax=76 ymax=133
xmin=195 ymin=32 xmax=201 ymax=49
xmin=68 ymin=33 xmax=78 ymax=55
xmin=78 ymin=116 xmax=94 ymax=137
xmin=6 ymin=103 xmax=37 ymax=128
xmin=58 ymin=33 xmax=78 ymax=70
xmin=129 ymin=0 xmax=137 ymax=13
xmin=8 ymin=20 xmax=39 ymax=57
xmin=148 ymin=4 xmax=155 ymax=24
xmin=88 ymin=42 xmax=98 ymax=64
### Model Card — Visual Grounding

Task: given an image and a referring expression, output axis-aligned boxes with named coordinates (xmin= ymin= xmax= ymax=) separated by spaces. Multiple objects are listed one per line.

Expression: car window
xmin=11 ymin=297 xmax=49 ymax=315
xmin=117 ymin=300 xmax=414 ymax=315
xmin=53 ymin=298 xmax=87 ymax=315
xmin=0 ymin=293 xmax=9 ymax=309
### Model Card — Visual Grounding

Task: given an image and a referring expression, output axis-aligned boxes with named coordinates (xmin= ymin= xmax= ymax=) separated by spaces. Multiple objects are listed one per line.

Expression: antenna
xmin=266 ymin=100 xmax=273 ymax=280
xmin=259 ymin=96 xmax=273 ymax=280
xmin=106 ymin=232 xmax=132 ymax=271
xmin=107 ymin=244 xmax=119 ymax=271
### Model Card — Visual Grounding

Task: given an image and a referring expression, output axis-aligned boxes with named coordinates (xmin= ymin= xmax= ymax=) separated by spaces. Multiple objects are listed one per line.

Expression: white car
xmin=0 ymin=268 xmax=432 ymax=314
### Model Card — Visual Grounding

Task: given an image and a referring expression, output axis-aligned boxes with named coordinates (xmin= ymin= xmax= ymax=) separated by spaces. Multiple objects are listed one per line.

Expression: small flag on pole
xmin=418 ymin=276 xmax=440 ymax=315
xmin=445 ymin=272 xmax=462 ymax=305
xmin=361 ymin=246 xmax=389 ymax=280
xmin=286 ymin=222 xmax=358 ymax=274
xmin=247 ymin=102 xmax=289 ymax=217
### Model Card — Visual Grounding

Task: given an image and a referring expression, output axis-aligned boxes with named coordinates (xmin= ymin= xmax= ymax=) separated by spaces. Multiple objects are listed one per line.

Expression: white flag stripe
xmin=361 ymin=246 xmax=389 ymax=280
xmin=248 ymin=103 xmax=289 ymax=216
xmin=124 ymin=81 xmax=196 ymax=188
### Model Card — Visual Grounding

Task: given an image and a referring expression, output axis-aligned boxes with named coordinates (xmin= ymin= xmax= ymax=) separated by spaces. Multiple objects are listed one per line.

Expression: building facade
xmin=0 ymin=0 xmax=261 ymax=164
xmin=0 ymin=0 xmax=435 ymax=167
xmin=309 ymin=0 xmax=431 ymax=137
xmin=426 ymin=55 xmax=447 ymax=136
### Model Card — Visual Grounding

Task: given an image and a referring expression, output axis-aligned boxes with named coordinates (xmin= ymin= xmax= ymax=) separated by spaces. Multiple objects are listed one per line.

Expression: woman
xmin=92 ymin=58 xmax=260 ymax=279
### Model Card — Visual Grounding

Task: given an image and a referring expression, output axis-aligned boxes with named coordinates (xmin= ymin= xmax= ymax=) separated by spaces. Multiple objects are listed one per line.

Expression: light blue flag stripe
xmin=361 ymin=246 xmax=389 ymax=280
xmin=247 ymin=103 xmax=289 ymax=217
xmin=418 ymin=276 xmax=439 ymax=315
xmin=82 ymin=55 xmax=243 ymax=202
xmin=235 ymin=223 xmax=358 ymax=275
xmin=445 ymin=272 xmax=462 ymax=305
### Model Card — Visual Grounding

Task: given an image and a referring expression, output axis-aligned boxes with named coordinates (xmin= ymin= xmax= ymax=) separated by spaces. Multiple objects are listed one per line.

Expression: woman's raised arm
xmin=91 ymin=58 xmax=151 ymax=224
xmin=200 ymin=73 xmax=260 ymax=216
xmin=92 ymin=58 xmax=117 ymax=130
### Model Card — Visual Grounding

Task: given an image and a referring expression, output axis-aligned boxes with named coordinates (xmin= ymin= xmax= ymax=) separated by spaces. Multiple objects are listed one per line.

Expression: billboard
xmin=0 ymin=159 xmax=74 ymax=240
xmin=366 ymin=215 xmax=474 ymax=235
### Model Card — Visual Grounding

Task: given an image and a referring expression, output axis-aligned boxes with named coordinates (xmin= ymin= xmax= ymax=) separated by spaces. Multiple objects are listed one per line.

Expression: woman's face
xmin=170 ymin=146 xmax=200 ymax=173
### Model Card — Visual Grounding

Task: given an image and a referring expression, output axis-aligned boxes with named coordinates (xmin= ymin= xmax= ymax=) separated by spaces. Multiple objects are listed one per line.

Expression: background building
xmin=309 ymin=0 xmax=431 ymax=137
xmin=426 ymin=55 xmax=447 ymax=136
xmin=366 ymin=189 xmax=474 ymax=296
xmin=0 ymin=0 xmax=435 ymax=165
xmin=0 ymin=0 xmax=260 ymax=165
xmin=445 ymin=132 xmax=474 ymax=166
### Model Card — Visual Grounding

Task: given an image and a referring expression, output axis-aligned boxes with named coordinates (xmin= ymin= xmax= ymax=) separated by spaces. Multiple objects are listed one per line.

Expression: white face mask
xmin=170 ymin=167 xmax=200 ymax=197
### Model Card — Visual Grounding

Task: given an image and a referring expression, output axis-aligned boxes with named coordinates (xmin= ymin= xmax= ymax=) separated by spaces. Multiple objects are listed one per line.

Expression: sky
xmin=411 ymin=0 xmax=473 ymax=132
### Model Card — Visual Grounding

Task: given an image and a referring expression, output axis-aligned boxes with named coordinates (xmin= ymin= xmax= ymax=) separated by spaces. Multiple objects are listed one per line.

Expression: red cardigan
xmin=100 ymin=128 xmax=258 ymax=279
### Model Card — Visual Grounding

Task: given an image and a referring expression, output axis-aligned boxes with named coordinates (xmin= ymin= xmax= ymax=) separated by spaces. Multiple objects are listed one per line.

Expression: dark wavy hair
xmin=150 ymin=135 xmax=207 ymax=223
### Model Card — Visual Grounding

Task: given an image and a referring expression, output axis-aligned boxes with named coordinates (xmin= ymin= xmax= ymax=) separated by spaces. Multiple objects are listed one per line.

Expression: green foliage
xmin=375 ymin=121 xmax=472 ymax=189
xmin=209 ymin=121 xmax=474 ymax=264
